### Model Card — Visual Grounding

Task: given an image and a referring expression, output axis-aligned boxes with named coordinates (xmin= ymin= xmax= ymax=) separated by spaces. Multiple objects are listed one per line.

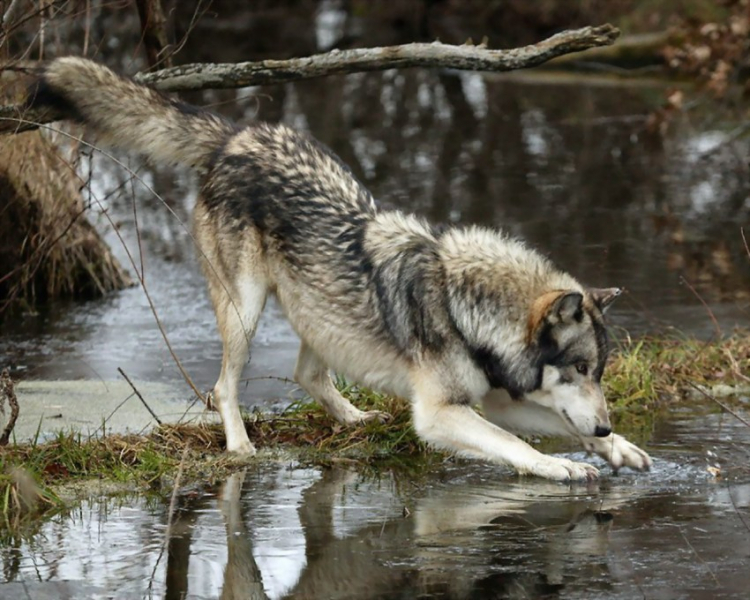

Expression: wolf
xmin=25 ymin=57 xmax=651 ymax=480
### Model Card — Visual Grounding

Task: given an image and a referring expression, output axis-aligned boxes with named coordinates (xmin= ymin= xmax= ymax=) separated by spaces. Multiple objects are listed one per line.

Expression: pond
xmin=1 ymin=4 xmax=749 ymax=599
xmin=1 ymin=404 xmax=749 ymax=599
xmin=2 ymin=68 xmax=749 ymax=404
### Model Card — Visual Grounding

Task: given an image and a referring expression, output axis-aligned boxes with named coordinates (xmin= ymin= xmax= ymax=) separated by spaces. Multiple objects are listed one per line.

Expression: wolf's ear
xmin=588 ymin=287 xmax=622 ymax=313
xmin=528 ymin=290 xmax=584 ymax=338
xmin=549 ymin=291 xmax=584 ymax=324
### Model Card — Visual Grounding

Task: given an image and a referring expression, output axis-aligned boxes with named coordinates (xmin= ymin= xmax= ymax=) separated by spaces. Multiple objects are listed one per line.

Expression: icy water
xmin=1 ymin=407 xmax=749 ymax=599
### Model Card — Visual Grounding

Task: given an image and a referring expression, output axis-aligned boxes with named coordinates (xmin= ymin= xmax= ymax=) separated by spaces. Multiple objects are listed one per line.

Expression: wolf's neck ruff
xmin=22 ymin=57 xmax=650 ymax=479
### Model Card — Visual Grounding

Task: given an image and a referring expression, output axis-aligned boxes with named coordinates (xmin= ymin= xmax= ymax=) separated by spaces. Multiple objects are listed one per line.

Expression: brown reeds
xmin=0 ymin=67 xmax=132 ymax=316
xmin=0 ymin=127 xmax=133 ymax=312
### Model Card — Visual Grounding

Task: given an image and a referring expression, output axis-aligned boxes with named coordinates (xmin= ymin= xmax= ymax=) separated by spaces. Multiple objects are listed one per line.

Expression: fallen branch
xmin=0 ymin=24 xmax=619 ymax=133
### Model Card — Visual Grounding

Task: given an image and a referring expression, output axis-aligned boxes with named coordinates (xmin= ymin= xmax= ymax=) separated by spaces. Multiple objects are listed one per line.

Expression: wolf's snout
xmin=594 ymin=425 xmax=612 ymax=438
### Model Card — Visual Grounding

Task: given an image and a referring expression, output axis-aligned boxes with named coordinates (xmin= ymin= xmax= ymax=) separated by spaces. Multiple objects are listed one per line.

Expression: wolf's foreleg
xmin=579 ymin=433 xmax=652 ymax=472
xmin=480 ymin=389 xmax=651 ymax=472
xmin=410 ymin=377 xmax=598 ymax=481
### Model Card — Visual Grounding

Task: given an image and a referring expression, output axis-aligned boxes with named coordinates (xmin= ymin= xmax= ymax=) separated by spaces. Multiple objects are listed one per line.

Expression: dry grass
xmin=0 ymin=73 xmax=132 ymax=316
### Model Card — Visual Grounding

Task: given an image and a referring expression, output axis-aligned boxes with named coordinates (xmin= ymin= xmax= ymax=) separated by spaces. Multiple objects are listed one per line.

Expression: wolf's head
xmin=523 ymin=288 xmax=621 ymax=438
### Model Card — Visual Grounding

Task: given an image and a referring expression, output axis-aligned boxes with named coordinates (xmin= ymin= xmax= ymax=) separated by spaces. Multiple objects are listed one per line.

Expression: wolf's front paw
xmin=584 ymin=433 xmax=652 ymax=472
xmin=526 ymin=456 xmax=599 ymax=482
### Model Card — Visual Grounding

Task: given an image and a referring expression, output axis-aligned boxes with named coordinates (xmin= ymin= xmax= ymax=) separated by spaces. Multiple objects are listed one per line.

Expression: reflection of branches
xmin=0 ymin=24 xmax=620 ymax=132
xmin=148 ymin=443 xmax=189 ymax=597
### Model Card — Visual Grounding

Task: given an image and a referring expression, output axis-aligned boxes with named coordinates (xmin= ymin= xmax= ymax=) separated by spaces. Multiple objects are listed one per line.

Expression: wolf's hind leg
xmin=211 ymin=278 xmax=268 ymax=455
xmin=294 ymin=342 xmax=390 ymax=425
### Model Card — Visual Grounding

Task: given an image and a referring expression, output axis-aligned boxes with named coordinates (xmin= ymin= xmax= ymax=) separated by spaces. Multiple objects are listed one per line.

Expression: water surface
xmin=2 ymin=70 xmax=748 ymax=405
xmin=2 ymin=406 xmax=749 ymax=599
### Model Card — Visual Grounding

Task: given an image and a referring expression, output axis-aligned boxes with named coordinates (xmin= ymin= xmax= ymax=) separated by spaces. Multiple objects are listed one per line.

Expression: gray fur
xmin=26 ymin=58 xmax=652 ymax=480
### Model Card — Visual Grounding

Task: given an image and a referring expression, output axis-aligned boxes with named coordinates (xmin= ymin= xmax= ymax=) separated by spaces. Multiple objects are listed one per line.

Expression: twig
xmin=678 ymin=526 xmax=720 ymax=587
xmin=679 ymin=276 xmax=722 ymax=339
xmin=687 ymin=380 xmax=750 ymax=428
xmin=742 ymin=227 xmax=749 ymax=262
xmin=93 ymin=392 xmax=136 ymax=438
xmin=0 ymin=369 xmax=20 ymax=445
xmin=239 ymin=375 xmax=297 ymax=385
xmin=722 ymin=348 xmax=750 ymax=384
xmin=1 ymin=0 xmax=24 ymax=26
xmin=117 ymin=367 xmax=163 ymax=426
xmin=725 ymin=481 xmax=750 ymax=535
xmin=0 ymin=24 xmax=620 ymax=133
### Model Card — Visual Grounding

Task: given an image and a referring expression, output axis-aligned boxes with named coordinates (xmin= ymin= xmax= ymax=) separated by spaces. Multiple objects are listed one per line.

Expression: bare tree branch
xmin=140 ymin=24 xmax=619 ymax=91
xmin=0 ymin=24 xmax=619 ymax=133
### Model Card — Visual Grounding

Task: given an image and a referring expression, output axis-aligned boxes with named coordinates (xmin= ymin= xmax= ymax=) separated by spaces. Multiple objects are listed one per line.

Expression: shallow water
xmin=1 ymin=6 xmax=750 ymax=598
xmin=2 ymin=407 xmax=749 ymax=599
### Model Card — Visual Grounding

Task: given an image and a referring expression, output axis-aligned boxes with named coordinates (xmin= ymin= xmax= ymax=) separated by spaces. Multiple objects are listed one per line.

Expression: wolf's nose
xmin=594 ymin=425 xmax=611 ymax=438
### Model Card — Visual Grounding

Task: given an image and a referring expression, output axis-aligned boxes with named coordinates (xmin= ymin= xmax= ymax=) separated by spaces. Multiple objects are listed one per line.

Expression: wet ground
xmin=2 ymin=405 xmax=749 ymax=599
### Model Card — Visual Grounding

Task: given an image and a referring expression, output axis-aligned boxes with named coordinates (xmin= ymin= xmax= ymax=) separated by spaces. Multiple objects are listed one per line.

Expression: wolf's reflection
xmin=215 ymin=467 xmax=630 ymax=600
xmin=219 ymin=471 xmax=267 ymax=600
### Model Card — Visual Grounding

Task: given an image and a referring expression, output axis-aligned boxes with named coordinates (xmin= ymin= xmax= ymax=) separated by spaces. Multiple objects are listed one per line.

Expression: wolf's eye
xmin=575 ymin=363 xmax=588 ymax=376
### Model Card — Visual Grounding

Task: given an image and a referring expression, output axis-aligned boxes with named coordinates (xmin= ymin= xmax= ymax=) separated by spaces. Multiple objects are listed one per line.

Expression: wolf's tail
xmin=26 ymin=57 xmax=235 ymax=174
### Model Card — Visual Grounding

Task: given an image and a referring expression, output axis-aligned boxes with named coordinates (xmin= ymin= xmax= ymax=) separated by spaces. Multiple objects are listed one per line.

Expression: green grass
xmin=603 ymin=333 xmax=750 ymax=436
xmin=605 ymin=333 xmax=750 ymax=409
xmin=249 ymin=379 xmax=430 ymax=464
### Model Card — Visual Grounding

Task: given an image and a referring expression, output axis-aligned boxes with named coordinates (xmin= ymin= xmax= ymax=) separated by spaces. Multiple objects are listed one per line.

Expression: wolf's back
xmin=27 ymin=57 xmax=235 ymax=173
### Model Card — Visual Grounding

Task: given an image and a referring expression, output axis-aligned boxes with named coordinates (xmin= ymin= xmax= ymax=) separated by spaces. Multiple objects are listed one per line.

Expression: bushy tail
xmin=27 ymin=57 xmax=236 ymax=173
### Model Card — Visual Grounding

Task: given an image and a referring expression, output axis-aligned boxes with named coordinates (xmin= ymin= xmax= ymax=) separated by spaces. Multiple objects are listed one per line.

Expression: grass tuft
xmin=1 ymin=332 xmax=748 ymax=527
